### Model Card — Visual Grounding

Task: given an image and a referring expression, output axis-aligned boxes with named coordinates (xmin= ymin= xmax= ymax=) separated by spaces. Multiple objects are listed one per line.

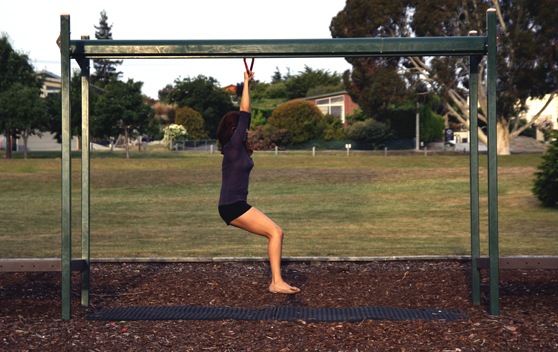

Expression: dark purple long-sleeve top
xmin=219 ymin=111 xmax=254 ymax=206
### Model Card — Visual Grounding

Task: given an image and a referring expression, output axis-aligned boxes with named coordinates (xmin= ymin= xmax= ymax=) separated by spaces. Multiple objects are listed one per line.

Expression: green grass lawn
xmin=0 ymin=149 xmax=555 ymax=259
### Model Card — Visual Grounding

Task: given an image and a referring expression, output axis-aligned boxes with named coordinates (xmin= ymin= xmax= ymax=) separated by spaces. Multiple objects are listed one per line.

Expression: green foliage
xmin=316 ymin=114 xmax=345 ymax=141
xmin=388 ymin=101 xmax=445 ymax=143
xmin=249 ymin=81 xmax=270 ymax=101
xmin=284 ymin=66 xmax=342 ymax=100
xmin=343 ymin=64 xmax=408 ymax=123
xmin=247 ymin=124 xmax=289 ymax=150
xmin=344 ymin=119 xmax=394 ymax=149
xmin=174 ymin=106 xmax=208 ymax=140
xmin=165 ymin=75 xmax=234 ymax=138
xmin=93 ymin=79 xmax=154 ymax=138
xmin=345 ymin=107 xmax=369 ymax=124
xmin=0 ymin=83 xmax=48 ymax=153
xmin=158 ymin=84 xmax=173 ymax=102
xmin=306 ymin=82 xmax=345 ymax=98
xmin=92 ymin=10 xmax=122 ymax=86
xmin=532 ymin=131 xmax=558 ymax=208
xmin=46 ymin=70 xmax=100 ymax=143
xmin=271 ymin=66 xmax=283 ymax=84
xmin=513 ymin=119 xmax=536 ymax=139
xmin=250 ymin=110 xmax=267 ymax=129
xmin=265 ymin=83 xmax=288 ymax=99
xmin=0 ymin=35 xmax=41 ymax=93
xmin=0 ymin=34 xmax=46 ymax=158
xmin=330 ymin=0 xmax=558 ymax=149
xmin=0 ymin=83 xmax=46 ymax=127
xmin=267 ymin=100 xmax=324 ymax=145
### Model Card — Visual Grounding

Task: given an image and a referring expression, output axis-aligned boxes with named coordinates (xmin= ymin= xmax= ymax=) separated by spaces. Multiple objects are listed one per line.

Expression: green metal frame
xmin=59 ymin=9 xmax=499 ymax=320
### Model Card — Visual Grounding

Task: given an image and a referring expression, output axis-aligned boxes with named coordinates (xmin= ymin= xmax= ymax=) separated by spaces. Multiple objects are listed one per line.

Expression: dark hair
xmin=217 ymin=111 xmax=253 ymax=155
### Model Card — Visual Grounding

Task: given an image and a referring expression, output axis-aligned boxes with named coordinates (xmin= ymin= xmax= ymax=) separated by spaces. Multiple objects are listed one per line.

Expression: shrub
xmin=162 ymin=123 xmax=187 ymax=143
xmin=388 ymin=101 xmax=445 ymax=143
xmin=345 ymin=107 xmax=369 ymax=124
xmin=250 ymin=110 xmax=267 ymax=129
xmin=174 ymin=106 xmax=208 ymax=140
xmin=267 ymin=100 xmax=323 ymax=144
xmin=247 ymin=125 xmax=289 ymax=150
xmin=265 ymin=83 xmax=288 ymax=99
xmin=532 ymin=130 xmax=558 ymax=208
xmin=344 ymin=118 xmax=394 ymax=149
xmin=316 ymin=114 xmax=345 ymax=141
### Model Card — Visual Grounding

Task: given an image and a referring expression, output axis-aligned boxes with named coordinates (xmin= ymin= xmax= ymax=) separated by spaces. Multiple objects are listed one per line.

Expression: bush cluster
xmin=532 ymin=130 xmax=558 ymax=208
xmin=344 ymin=119 xmax=394 ymax=149
xmin=267 ymin=100 xmax=324 ymax=145
xmin=247 ymin=125 xmax=289 ymax=150
xmin=162 ymin=124 xmax=187 ymax=143
xmin=174 ymin=106 xmax=208 ymax=140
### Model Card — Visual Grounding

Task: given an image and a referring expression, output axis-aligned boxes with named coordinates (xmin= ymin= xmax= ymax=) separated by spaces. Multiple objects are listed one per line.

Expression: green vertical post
xmin=79 ymin=35 xmax=91 ymax=307
xmin=60 ymin=14 xmax=72 ymax=320
xmin=486 ymin=8 xmax=499 ymax=316
xmin=468 ymin=31 xmax=481 ymax=306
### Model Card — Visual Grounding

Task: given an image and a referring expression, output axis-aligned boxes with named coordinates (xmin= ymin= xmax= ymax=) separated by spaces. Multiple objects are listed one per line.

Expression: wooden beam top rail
xmin=69 ymin=37 xmax=488 ymax=59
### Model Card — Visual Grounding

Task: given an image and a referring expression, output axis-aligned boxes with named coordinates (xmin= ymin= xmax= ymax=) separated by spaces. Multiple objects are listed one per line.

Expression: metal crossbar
xmin=68 ymin=37 xmax=488 ymax=59
xmin=57 ymin=9 xmax=500 ymax=320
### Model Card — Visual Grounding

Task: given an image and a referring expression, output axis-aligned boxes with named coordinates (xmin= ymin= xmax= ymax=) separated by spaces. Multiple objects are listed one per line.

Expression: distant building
xmin=522 ymin=94 xmax=558 ymax=141
xmin=36 ymin=70 xmax=61 ymax=98
xmin=222 ymin=84 xmax=237 ymax=95
xmin=303 ymin=91 xmax=358 ymax=124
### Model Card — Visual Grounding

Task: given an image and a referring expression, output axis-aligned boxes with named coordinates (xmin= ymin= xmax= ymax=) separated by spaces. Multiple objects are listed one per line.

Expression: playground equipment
xmin=53 ymin=10 xmax=498 ymax=320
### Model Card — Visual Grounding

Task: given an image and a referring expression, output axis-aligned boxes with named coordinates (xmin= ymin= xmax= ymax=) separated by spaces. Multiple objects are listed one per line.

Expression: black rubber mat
xmin=87 ymin=306 xmax=465 ymax=322
xmin=86 ymin=305 xmax=275 ymax=321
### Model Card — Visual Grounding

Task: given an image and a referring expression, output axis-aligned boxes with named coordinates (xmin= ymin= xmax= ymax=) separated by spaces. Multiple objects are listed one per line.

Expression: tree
xmin=174 ymin=106 xmax=208 ymax=140
xmin=94 ymin=79 xmax=154 ymax=158
xmin=330 ymin=0 xmax=558 ymax=155
xmin=92 ymin=10 xmax=123 ymax=86
xmin=284 ymin=66 xmax=343 ymax=100
xmin=158 ymin=84 xmax=173 ymax=102
xmin=306 ymin=82 xmax=346 ymax=98
xmin=388 ymin=99 xmax=446 ymax=144
xmin=267 ymin=100 xmax=324 ymax=144
xmin=165 ymin=75 xmax=235 ymax=138
xmin=271 ymin=67 xmax=283 ymax=84
xmin=532 ymin=130 xmax=558 ymax=208
xmin=0 ymin=83 xmax=48 ymax=159
xmin=46 ymin=69 xmax=100 ymax=150
xmin=265 ymin=82 xmax=288 ymax=99
xmin=0 ymin=34 xmax=43 ymax=159
xmin=344 ymin=118 xmax=394 ymax=149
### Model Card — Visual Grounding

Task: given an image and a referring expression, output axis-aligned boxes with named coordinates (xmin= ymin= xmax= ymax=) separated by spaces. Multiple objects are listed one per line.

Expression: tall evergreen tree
xmin=93 ymin=10 xmax=123 ymax=86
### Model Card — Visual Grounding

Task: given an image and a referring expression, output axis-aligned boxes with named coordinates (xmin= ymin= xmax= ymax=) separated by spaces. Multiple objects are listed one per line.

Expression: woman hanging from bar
xmin=217 ymin=67 xmax=300 ymax=294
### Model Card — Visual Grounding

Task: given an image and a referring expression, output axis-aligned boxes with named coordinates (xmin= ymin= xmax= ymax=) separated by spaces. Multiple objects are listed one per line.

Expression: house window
xmin=314 ymin=95 xmax=345 ymax=123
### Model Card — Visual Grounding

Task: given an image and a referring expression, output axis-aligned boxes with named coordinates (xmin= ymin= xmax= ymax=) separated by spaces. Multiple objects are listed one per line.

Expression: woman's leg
xmin=230 ymin=207 xmax=299 ymax=293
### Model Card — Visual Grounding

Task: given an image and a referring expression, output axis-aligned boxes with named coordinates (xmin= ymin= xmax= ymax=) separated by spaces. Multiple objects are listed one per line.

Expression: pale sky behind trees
xmin=0 ymin=0 xmax=352 ymax=99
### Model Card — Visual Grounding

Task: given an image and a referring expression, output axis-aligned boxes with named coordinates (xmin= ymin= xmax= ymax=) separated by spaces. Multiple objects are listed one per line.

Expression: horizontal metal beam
xmin=69 ymin=37 xmax=487 ymax=59
xmin=0 ymin=259 xmax=86 ymax=272
xmin=476 ymin=256 xmax=558 ymax=270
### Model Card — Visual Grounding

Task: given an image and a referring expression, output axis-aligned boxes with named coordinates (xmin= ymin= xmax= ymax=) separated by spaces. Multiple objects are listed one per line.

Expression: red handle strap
xmin=243 ymin=58 xmax=255 ymax=73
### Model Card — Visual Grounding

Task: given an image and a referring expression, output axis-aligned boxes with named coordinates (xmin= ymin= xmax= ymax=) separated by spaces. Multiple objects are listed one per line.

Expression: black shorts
xmin=218 ymin=201 xmax=252 ymax=225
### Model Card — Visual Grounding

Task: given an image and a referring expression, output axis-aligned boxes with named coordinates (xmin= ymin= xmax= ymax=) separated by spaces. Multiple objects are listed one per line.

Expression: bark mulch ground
xmin=1 ymin=261 xmax=557 ymax=351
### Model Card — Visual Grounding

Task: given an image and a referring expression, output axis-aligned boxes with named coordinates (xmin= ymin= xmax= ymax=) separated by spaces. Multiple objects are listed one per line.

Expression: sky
xmin=1 ymin=0 xmax=353 ymax=99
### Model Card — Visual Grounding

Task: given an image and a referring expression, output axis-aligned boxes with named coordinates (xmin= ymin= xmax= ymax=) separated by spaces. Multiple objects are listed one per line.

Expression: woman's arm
xmin=240 ymin=71 xmax=255 ymax=113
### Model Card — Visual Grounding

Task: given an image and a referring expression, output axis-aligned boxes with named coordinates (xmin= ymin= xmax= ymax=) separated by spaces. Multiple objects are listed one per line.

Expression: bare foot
xmin=269 ymin=282 xmax=300 ymax=294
